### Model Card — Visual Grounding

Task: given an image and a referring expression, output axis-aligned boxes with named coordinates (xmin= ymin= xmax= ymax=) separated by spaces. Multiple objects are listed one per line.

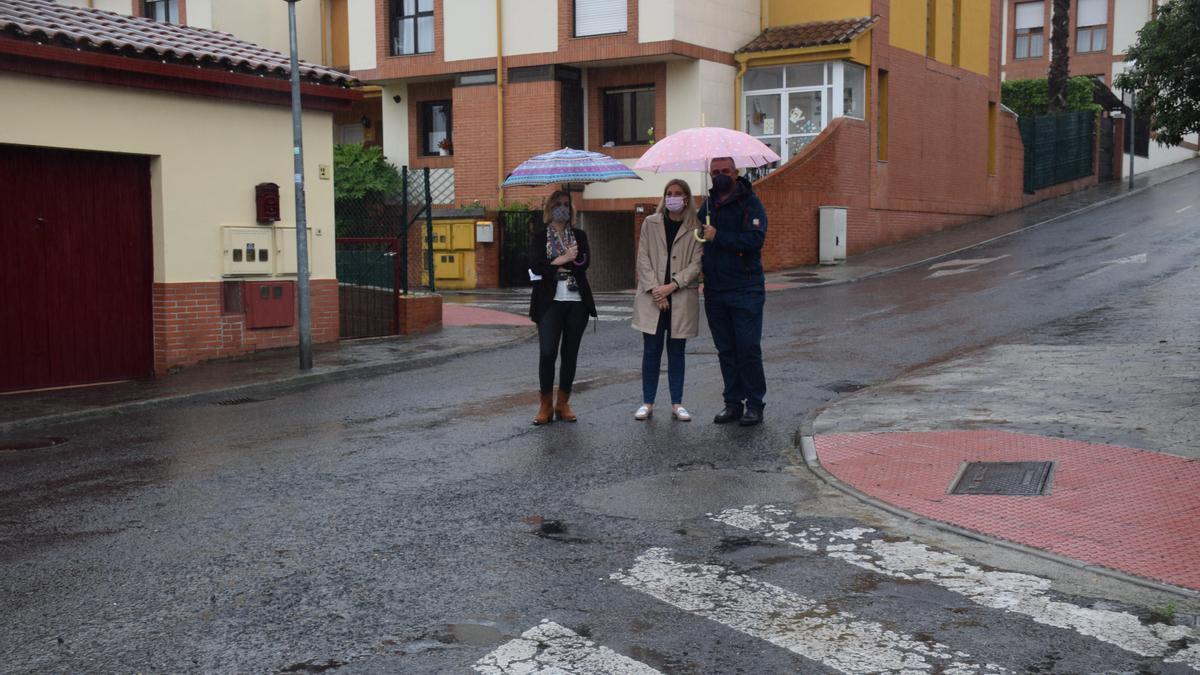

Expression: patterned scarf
xmin=545 ymin=225 xmax=577 ymax=261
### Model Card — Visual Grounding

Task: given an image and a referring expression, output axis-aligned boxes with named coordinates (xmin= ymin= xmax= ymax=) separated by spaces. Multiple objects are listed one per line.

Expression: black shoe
xmin=713 ymin=404 xmax=744 ymax=424
xmin=739 ymin=407 xmax=763 ymax=426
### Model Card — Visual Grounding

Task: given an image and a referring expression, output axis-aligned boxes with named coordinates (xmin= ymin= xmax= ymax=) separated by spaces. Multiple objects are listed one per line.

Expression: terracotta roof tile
xmin=0 ymin=0 xmax=354 ymax=86
xmin=737 ymin=16 xmax=878 ymax=54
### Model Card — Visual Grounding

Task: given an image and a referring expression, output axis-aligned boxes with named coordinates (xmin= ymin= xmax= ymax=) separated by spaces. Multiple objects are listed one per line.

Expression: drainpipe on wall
xmin=496 ymin=0 xmax=506 ymax=205
xmin=733 ymin=56 xmax=749 ymax=131
xmin=760 ymin=0 xmax=767 ymax=32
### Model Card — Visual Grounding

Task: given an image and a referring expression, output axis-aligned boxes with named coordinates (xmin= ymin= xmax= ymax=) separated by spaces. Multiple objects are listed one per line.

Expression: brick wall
xmin=586 ymin=63 xmax=667 ymax=160
xmin=151 ymin=279 xmax=339 ymax=374
xmin=397 ymin=293 xmax=442 ymax=334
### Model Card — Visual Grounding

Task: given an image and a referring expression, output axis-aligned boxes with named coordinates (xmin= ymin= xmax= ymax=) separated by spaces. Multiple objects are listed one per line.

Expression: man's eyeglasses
xmin=709 ymin=167 xmax=736 ymax=177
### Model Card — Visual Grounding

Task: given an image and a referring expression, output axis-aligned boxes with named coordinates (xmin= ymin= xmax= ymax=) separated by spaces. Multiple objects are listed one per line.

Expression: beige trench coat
xmin=631 ymin=211 xmax=703 ymax=338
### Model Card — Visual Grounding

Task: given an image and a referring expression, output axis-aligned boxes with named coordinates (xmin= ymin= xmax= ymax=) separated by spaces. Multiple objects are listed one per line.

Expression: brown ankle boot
xmin=554 ymin=389 xmax=577 ymax=422
xmin=533 ymin=392 xmax=554 ymax=425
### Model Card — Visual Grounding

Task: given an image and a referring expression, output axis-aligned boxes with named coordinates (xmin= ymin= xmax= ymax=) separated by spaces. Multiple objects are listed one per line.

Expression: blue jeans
xmin=642 ymin=318 xmax=686 ymax=405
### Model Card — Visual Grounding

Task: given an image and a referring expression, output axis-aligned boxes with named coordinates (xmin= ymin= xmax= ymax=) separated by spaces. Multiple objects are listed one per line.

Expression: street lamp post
xmin=285 ymin=0 xmax=313 ymax=371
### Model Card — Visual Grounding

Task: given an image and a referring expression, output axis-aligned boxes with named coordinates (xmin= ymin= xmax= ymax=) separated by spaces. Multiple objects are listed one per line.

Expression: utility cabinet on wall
xmin=222 ymin=227 xmax=273 ymax=275
xmin=818 ymin=206 xmax=847 ymax=265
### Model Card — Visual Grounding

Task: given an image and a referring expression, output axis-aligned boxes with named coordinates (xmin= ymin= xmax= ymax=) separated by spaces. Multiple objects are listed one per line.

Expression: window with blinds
xmin=575 ymin=0 xmax=627 ymax=37
xmin=1013 ymin=1 xmax=1045 ymax=59
xmin=1075 ymin=0 xmax=1108 ymax=53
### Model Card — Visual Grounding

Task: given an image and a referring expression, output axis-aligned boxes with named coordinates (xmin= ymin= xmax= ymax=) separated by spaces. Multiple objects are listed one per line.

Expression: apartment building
xmin=1001 ymin=0 xmax=1199 ymax=170
xmin=345 ymin=1 xmax=1109 ymax=287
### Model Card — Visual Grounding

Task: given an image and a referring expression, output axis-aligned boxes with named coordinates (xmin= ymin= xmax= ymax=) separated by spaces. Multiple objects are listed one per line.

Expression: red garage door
xmin=0 ymin=144 xmax=153 ymax=393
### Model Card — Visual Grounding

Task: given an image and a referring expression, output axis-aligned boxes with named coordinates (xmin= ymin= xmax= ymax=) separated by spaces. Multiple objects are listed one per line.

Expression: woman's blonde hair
xmin=542 ymin=190 xmax=575 ymax=226
xmin=656 ymin=178 xmax=697 ymax=223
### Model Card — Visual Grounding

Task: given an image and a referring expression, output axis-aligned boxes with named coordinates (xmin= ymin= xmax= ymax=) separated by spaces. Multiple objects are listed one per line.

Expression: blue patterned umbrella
xmin=502 ymin=147 xmax=641 ymax=187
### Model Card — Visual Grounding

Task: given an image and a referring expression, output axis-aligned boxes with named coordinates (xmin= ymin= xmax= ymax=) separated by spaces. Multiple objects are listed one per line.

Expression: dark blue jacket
xmin=698 ymin=176 xmax=768 ymax=292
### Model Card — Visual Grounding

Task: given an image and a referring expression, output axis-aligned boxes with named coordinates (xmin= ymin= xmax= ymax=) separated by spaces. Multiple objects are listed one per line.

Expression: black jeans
xmin=704 ymin=289 xmax=766 ymax=409
xmin=538 ymin=300 xmax=589 ymax=394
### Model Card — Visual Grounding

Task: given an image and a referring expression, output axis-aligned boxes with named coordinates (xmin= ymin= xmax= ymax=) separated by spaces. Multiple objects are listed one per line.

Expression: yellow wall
xmin=766 ymin=0 xmax=872 ymax=25
xmin=0 ymin=73 xmax=337 ymax=283
xmin=889 ymin=0 xmax=991 ymax=76
xmin=957 ymin=0 xmax=992 ymax=75
xmin=890 ymin=0 xmax=929 ymax=54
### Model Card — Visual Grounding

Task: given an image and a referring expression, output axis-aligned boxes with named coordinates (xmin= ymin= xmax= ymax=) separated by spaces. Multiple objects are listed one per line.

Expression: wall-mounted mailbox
xmin=243 ymin=280 xmax=295 ymax=329
xmin=223 ymin=226 xmax=274 ymax=275
xmin=475 ymin=221 xmax=494 ymax=243
xmin=256 ymin=182 xmax=281 ymax=224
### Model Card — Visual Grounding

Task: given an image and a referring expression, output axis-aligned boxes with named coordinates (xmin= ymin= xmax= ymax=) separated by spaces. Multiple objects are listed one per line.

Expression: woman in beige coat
xmin=632 ymin=179 xmax=703 ymax=421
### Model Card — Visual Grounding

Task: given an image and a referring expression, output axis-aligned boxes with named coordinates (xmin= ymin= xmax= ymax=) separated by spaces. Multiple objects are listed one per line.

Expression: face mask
xmin=664 ymin=196 xmax=686 ymax=213
xmin=712 ymin=173 xmax=734 ymax=193
xmin=551 ymin=205 xmax=571 ymax=223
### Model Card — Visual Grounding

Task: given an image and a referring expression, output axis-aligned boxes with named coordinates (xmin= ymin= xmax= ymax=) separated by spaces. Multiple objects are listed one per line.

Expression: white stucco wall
xmin=381 ymin=81 xmax=411 ymax=170
xmin=186 ymin=0 xmax=213 ymax=29
xmin=443 ymin=0 xmax=557 ymax=61
xmin=211 ymin=0 xmax=324 ymax=65
xmin=666 ymin=59 xmax=701 ymax=133
xmin=1001 ymin=0 xmax=1009 ymax=67
xmin=56 ymin=0 xmax=131 ymax=12
xmin=0 ymin=72 xmax=337 ymax=283
xmin=700 ymin=59 xmax=736 ymax=130
xmin=673 ymin=0 xmax=759 ymax=54
xmin=348 ymin=0 xmax=377 ymax=71
xmin=1112 ymin=0 xmax=1150 ymax=55
xmin=639 ymin=0 xmax=676 ymax=43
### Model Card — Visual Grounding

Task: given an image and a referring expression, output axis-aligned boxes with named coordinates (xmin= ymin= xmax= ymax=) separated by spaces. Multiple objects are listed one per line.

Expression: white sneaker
xmin=635 ymin=405 xmax=652 ymax=420
xmin=672 ymin=406 xmax=691 ymax=422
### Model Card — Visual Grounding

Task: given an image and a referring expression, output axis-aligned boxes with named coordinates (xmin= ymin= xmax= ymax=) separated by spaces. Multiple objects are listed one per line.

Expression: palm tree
xmin=1047 ymin=0 xmax=1071 ymax=113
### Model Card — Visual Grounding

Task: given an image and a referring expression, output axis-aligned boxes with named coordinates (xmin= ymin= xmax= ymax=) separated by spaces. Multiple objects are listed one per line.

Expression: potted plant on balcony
xmin=437 ymin=138 xmax=452 ymax=156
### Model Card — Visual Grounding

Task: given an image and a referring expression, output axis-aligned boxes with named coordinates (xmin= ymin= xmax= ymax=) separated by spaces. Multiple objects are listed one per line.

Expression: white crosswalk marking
xmin=711 ymin=504 xmax=1200 ymax=670
xmin=473 ymin=620 xmax=661 ymax=674
xmin=611 ymin=547 xmax=1007 ymax=674
xmin=453 ymin=296 xmax=636 ymax=321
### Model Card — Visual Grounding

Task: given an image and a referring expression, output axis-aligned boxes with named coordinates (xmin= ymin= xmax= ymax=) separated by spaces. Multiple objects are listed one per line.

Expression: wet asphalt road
xmin=2 ymin=173 xmax=1198 ymax=674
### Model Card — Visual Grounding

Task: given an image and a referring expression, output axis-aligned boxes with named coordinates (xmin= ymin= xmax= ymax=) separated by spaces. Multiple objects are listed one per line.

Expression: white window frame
xmin=742 ymin=61 xmax=867 ymax=163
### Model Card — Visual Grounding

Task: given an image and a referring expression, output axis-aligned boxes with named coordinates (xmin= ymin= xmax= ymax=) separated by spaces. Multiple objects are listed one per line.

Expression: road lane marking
xmin=1076 ymin=252 xmax=1150 ymax=280
xmin=473 ymin=620 xmax=660 ymax=674
xmin=927 ymin=255 xmax=1011 ymax=279
xmin=611 ymin=547 xmax=1006 ymax=674
xmin=711 ymin=505 xmax=1200 ymax=670
xmin=1178 ymin=205 xmax=1193 ymax=214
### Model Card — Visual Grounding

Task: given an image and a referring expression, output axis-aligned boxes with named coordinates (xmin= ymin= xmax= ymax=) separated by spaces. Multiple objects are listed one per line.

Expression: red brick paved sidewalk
xmin=816 ymin=430 xmax=1200 ymax=591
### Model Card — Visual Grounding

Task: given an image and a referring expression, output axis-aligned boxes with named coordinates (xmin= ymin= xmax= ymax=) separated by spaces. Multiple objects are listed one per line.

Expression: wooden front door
xmin=0 ymin=145 xmax=153 ymax=393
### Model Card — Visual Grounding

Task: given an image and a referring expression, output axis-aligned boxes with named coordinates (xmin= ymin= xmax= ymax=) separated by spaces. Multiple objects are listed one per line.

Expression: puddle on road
xmin=0 ymin=436 xmax=69 ymax=452
xmin=437 ymin=622 xmax=508 ymax=647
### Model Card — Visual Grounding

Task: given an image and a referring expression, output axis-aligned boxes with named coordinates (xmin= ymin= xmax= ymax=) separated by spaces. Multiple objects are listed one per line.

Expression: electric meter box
xmin=818 ymin=206 xmax=847 ymax=265
xmin=272 ymin=227 xmax=312 ymax=275
xmin=223 ymin=226 xmax=274 ymax=275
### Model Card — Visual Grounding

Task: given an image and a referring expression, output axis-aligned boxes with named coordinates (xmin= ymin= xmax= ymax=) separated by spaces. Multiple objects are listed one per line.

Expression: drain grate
xmin=0 ymin=437 xmax=68 ymax=452
xmin=950 ymin=461 xmax=1055 ymax=496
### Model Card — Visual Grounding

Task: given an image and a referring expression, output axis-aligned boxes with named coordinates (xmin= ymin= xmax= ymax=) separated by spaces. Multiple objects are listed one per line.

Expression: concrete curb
xmin=797 ymin=411 xmax=1200 ymax=601
xmin=781 ymin=166 xmax=1199 ymax=290
xmin=0 ymin=327 xmax=537 ymax=436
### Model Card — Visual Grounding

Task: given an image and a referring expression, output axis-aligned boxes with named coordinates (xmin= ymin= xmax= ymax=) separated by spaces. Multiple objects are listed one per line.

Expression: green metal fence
xmin=1019 ymin=110 xmax=1095 ymax=194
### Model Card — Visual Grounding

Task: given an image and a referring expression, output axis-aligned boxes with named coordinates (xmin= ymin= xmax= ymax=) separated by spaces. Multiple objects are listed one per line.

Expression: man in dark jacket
xmin=698 ymin=157 xmax=767 ymax=426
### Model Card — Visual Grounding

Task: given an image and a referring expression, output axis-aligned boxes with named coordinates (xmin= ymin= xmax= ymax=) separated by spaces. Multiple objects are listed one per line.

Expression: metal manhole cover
xmin=950 ymin=461 xmax=1055 ymax=496
xmin=0 ymin=437 xmax=68 ymax=452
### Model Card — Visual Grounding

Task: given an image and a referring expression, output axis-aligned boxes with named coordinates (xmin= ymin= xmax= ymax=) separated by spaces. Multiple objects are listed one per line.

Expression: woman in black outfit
xmin=528 ymin=190 xmax=597 ymax=425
